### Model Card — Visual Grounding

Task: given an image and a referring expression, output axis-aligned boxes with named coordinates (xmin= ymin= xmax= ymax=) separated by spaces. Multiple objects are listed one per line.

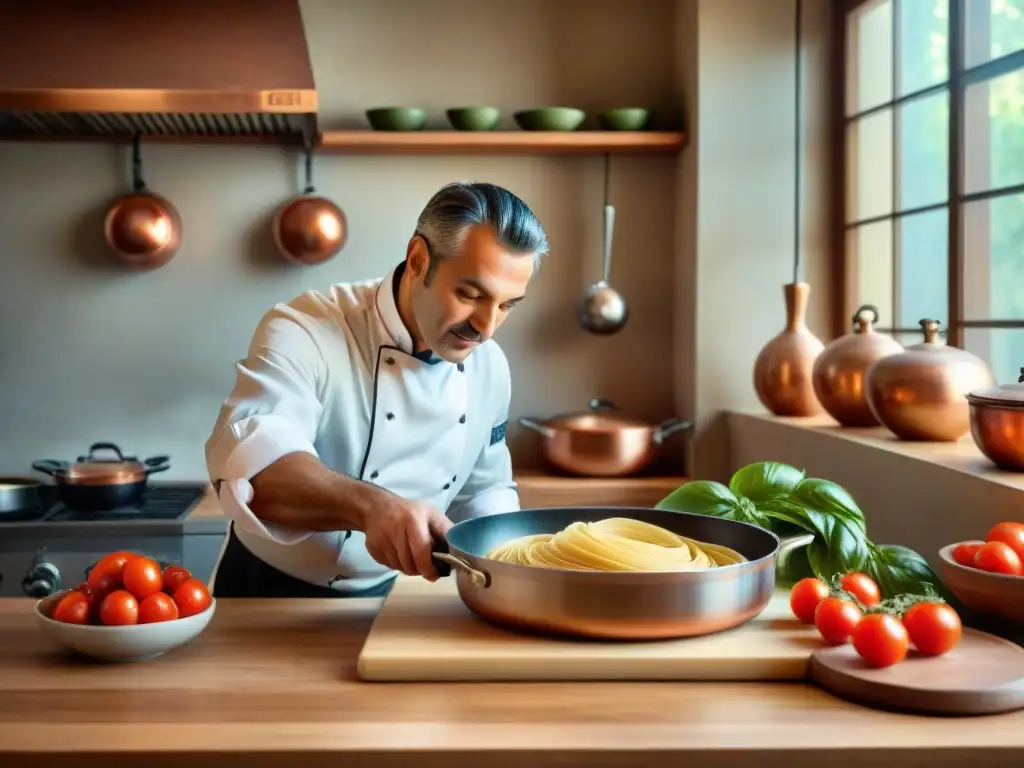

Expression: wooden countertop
xmin=2 ymin=597 xmax=1022 ymax=768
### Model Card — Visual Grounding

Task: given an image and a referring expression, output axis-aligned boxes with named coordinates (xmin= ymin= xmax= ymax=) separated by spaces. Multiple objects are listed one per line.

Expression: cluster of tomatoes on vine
xmin=789 ymin=571 xmax=961 ymax=668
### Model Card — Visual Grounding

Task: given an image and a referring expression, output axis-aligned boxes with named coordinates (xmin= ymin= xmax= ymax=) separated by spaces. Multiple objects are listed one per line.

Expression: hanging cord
xmin=131 ymin=132 xmax=147 ymax=193
xmin=602 ymin=153 xmax=610 ymax=207
xmin=303 ymin=140 xmax=316 ymax=195
xmin=792 ymin=0 xmax=803 ymax=284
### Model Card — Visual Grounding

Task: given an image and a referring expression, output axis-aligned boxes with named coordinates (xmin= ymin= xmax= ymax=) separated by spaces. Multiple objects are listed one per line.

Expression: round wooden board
xmin=810 ymin=627 xmax=1024 ymax=716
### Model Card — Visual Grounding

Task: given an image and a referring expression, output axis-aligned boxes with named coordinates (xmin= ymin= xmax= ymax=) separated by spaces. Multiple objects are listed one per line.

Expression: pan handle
xmin=652 ymin=418 xmax=693 ymax=444
xmin=430 ymin=534 xmax=491 ymax=587
xmin=778 ymin=533 xmax=815 ymax=558
xmin=517 ymin=417 xmax=555 ymax=439
xmin=143 ymin=456 xmax=171 ymax=475
xmin=32 ymin=460 xmax=67 ymax=477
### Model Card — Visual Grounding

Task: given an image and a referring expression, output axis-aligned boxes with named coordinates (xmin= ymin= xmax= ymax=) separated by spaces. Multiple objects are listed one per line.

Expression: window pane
xmin=847 ymin=109 xmax=894 ymax=222
xmin=964 ymin=0 xmax=1024 ymax=68
xmin=898 ymin=90 xmax=949 ymax=210
xmin=963 ymin=193 xmax=1024 ymax=319
xmin=847 ymin=0 xmax=893 ymax=115
xmin=964 ymin=66 xmax=1024 ymax=194
xmin=898 ymin=208 xmax=949 ymax=328
xmin=899 ymin=0 xmax=949 ymax=95
xmin=964 ymin=328 xmax=1024 ymax=386
xmin=847 ymin=221 xmax=893 ymax=326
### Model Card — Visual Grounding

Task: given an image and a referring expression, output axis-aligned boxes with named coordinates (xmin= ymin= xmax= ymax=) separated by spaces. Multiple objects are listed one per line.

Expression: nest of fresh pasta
xmin=485 ymin=517 xmax=747 ymax=572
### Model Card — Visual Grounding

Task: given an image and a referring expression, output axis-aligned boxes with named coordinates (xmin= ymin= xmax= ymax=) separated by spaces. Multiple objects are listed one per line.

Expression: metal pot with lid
xmin=967 ymin=366 xmax=1024 ymax=471
xmin=865 ymin=319 xmax=995 ymax=441
xmin=33 ymin=442 xmax=170 ymax=511
xmin=518 ymin=398 xmax=692 ymax=477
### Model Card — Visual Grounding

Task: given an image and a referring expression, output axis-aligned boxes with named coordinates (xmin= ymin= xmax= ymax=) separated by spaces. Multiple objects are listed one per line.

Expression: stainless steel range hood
xmin=0 ymin=0 xmax=318 ymax=143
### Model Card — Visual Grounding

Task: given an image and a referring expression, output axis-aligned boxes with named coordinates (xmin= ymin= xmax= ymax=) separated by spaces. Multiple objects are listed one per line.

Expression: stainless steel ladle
xmin=577 ymin=155 xmax=628 ymax=335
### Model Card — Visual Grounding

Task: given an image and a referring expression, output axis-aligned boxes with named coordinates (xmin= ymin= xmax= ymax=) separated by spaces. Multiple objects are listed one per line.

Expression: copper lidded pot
xmin=812 ymin=304 xmax=904 ymax=427
xmin=966 ymin=367 xmax=1024 ymax=472
xmin=865 ymin=319 xmax=995 ymax=442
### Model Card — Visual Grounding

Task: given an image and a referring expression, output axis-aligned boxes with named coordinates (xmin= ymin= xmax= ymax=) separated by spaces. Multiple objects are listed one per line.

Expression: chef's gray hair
xmin=414 ymin=181 xmax=548 ymax=282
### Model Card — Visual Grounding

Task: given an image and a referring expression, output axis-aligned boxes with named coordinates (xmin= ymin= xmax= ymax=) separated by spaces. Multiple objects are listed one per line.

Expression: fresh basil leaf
xmin=656 ymin=480 xmax=767 ymax=526
xmin=789 ymin=478 xmax=867 ymax=535
xmin=729 ymin=461 xmax=805 ymax=503
xmin=865 ymin=543 xmax=948 ymax=599
xmin=761 ymin=498 xmax=870 ymax=580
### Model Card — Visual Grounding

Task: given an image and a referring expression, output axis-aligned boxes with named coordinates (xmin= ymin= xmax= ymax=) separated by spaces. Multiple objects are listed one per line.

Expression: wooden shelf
xmin=316 ymin=130 xmax=687 ymax=156
xmin=514 ymin=470 xmax=685 ymax=508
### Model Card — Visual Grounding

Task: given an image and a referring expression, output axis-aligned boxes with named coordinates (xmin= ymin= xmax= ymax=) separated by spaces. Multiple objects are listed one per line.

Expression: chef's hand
xmin=362 ymin=496 xmax=452 ymax=581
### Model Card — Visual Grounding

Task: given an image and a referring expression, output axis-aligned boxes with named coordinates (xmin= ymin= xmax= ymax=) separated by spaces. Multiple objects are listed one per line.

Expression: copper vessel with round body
xmin=966 ymin=367 xmax=1024 ymax=471
xmin=753 ymin=282 xmax=825 ymax=417
xmin=812 ymin=305 xmax=904 ymax=427
xmin=272 ymin=195 xmax=347 ymax=266
xmin=865 ymin=319 xmax=995 ymax=442
xmin=103 ymin=192 xmax=182 ymax=270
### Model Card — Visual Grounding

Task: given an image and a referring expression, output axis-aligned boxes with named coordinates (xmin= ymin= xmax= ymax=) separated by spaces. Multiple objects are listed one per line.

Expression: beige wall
xmin=681 ymin=0 xmax=833 ymax=482
xmin=0 ymin=0 xmax=833 ymax=485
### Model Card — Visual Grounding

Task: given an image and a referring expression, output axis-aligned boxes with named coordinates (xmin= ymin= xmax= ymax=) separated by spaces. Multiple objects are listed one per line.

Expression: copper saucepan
xmin=518 ymin=398 xmax=692 ymax=477
xmin=32 ymin=442 xmax=170 ymax=512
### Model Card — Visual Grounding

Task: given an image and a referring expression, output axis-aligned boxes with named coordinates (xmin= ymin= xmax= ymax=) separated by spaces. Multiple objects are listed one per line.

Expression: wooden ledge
xmin=730 ymin=411 xmax=1024 ymax=492
xmin=316 ymin=130 xmax=687 ymax=156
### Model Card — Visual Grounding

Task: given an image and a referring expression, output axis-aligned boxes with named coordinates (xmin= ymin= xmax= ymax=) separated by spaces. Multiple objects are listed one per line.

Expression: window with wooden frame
xmin=835 ymin=0 xmax=1024 ymax=385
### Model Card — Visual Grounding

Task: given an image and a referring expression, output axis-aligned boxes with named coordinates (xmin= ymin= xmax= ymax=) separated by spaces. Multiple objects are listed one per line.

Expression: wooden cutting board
xmin=810 ymin=628 xmax=1024 ymax=715
xmin=356 ymin=575 xmax=821 ymax=682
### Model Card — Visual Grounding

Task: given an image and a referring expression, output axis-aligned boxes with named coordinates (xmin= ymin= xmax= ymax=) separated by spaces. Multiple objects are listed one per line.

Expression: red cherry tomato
xmin=162 ymin=565 xmax=192 ymax=595
xmin=986 ymin=522 xmax=1024 ymax=562
xmin=172 ymin=578 xmax=212 ymax=618
xmin=87 ymin=551 xmax=139 ymax=592
xmin=902 ymin=601 xmax=962 ymax=656
xmin=99 ymin=589 xmax=139 ymax=626
xmin=789 ymin=577 xmax=831 ymax=624
xmin=122 ymin=556 xmax=164 ymax=600
xmin=839 ymin=572 xmax=881 ymax=607
xmin=974 ymin=541 xmax=1023 ymax=576
xmin=814 ymin=596 xmax=863 ymax=646
xmin=51 ymin=591 xmax=91 ymax=624
xmin=852 ymin=613 xmax=909 ymax=668
xmin=139 ymin=592 xmax=180 ymax=624
xmin=951 ymin=541 xmax=984 ymax=567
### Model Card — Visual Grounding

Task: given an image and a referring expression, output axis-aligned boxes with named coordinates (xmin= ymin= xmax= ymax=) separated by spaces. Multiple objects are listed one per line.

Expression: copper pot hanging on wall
xmin=272 ymin=143 xmax=347 ymax=266
xmin=103 ymin=134 xmax=182 ymax=270
xmin=865 ymin=319 xmax=995 ymax=442
xmin=811 ymin=304 xmax=904 ymax=427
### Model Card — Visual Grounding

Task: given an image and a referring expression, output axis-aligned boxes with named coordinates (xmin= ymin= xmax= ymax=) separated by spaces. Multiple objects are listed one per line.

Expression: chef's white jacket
xmin=204 ymin=264 xmax=520 ymax=593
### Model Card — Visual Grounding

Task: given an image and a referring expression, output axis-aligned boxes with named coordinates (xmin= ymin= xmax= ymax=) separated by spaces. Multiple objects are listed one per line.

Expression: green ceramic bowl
xmin=598 ymin=107 xmax=655 ymax=131
xmin=446 ymin=107 xmax=501 ymax=131
xmin=513 ymin=107 xmax=586 ymax=132
xmin=365 ymin=107 xmax=428 ymax=131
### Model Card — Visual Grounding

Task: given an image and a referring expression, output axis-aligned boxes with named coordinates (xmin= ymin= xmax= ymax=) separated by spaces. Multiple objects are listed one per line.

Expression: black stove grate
xmin=1 ymin=483 xmax=208 ymax=524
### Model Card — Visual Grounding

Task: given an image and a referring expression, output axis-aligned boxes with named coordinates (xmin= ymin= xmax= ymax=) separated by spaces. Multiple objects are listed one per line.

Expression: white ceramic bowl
xmin=35 ymin=590 xmax=216 ymax=662
xmin=938 ymin=542 xmax=1024 ymax=626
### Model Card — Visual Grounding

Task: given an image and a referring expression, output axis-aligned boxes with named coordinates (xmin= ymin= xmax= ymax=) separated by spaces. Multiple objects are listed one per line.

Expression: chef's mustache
xmin=451 ymin=322 xmax=483 ymax=342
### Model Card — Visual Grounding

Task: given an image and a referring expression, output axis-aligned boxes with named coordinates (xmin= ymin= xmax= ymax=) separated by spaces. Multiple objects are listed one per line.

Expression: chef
xmin=204 ymin=181 xmax=549 ymax=598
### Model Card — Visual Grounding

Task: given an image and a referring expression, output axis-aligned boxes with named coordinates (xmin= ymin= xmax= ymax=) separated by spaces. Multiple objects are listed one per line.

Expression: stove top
xmin=0 ymin=483 xmax=207 ymax=525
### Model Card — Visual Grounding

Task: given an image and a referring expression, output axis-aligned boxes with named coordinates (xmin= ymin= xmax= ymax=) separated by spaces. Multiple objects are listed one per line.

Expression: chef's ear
xmin=405 ymin=235 xmax=430 ymax=280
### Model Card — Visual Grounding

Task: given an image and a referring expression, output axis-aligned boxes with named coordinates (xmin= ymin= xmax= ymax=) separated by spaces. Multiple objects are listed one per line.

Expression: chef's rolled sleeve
xmin=205 ymin=306 xmax=327 ymax=545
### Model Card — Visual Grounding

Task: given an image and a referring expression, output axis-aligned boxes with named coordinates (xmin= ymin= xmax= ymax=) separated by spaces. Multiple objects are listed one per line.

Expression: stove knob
xmin=22 ymin=551 xmax=61 ymax=598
